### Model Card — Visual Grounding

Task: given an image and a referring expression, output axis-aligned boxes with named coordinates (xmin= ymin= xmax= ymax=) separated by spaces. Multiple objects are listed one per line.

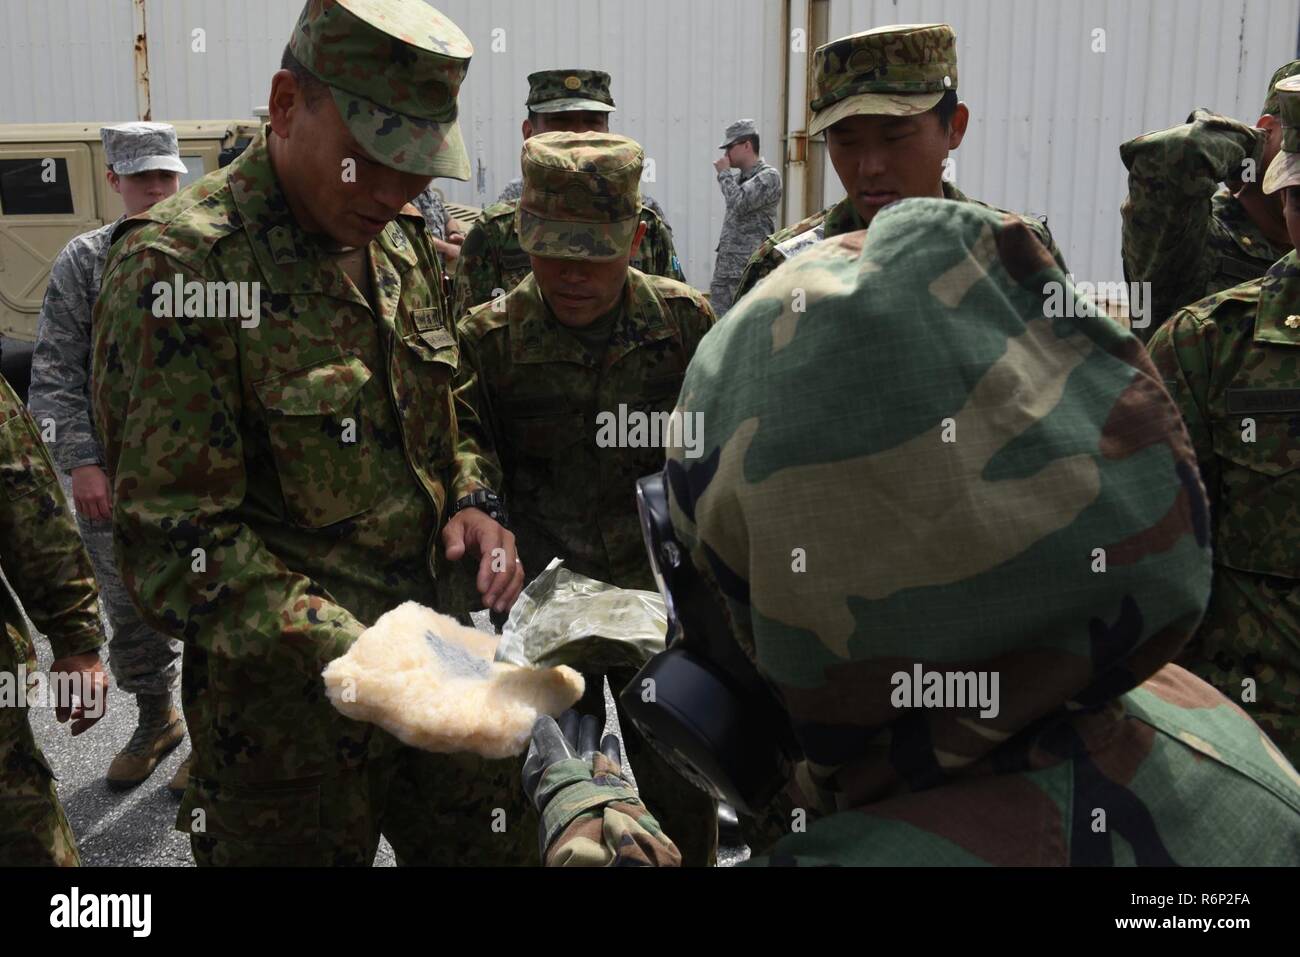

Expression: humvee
xmin=0 ymin=119 xmax=480 ymax=400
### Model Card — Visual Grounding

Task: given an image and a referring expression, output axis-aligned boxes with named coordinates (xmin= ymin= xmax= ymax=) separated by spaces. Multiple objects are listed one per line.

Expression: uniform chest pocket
xmin=1210 ymin=411 xmax=1300 ymax=576
xmin=502 ymin=395 xmax=587 ymax=459
xmin=253 ymin=355 xmax=379 ymax=529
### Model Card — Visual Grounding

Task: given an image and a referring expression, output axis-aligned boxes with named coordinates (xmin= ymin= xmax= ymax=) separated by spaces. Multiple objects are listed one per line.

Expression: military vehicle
xmin=0 ymin=119 xmax=481 ymax=400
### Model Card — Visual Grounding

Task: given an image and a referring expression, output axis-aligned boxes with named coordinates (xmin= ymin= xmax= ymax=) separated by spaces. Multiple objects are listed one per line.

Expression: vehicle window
xmin=180 ymin=155 xmax=206 ymax=189
xmin=0 ymin=157 xmax=75 ymax=215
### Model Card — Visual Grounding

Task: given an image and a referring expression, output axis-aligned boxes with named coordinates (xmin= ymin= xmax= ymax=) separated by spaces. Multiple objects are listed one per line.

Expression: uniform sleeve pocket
xmin=253 ymin=355 xmax=379 ymax=529
xmin=0 ymin=410 xmax=57 ymax=501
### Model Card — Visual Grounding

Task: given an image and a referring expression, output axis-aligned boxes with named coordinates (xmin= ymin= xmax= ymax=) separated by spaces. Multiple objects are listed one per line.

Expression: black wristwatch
xmin=451 ymin=489 xmax=509 ymax=528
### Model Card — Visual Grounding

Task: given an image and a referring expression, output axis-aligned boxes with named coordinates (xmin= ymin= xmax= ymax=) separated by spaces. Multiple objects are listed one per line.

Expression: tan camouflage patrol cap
xmin=100 ymin=122 xmax=188 ymax=176
xmin=516 ymin=132 xmax=643 ymax=262
xmin=1262 ymin=59 xmax=1300 ymax=115
xmin=808 ymin=23 xmax=958 ymax=136
xmin=288 ymin=0 xmax=473 ymax=179
xmin=1263 ymin=76 xmax=1300 ymax=194
xmin=526 ymin=70 xmax=616 ymax=114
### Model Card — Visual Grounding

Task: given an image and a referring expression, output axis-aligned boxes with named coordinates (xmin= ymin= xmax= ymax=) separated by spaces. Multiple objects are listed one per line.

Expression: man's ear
xmin=522 ymin=118 xmax=535 ymax=140
xmin=267 ymin=70 xmax=300 ymax=139
xmin=106 ymin=170 xmax=121 ymax=195
xmin=628 ymin=220 xmax=649 ymax=261
xmin=947 ymin=102 xmax=970 ymax=150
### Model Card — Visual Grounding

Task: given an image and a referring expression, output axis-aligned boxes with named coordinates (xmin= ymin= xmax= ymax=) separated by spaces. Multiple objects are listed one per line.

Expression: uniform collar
xmin=1213 ymin=187 xmax=1290 ymax=266
xmin=1254 ymin=249 xmax=1300 ymax=346
xmin=227 ymin=126 xmax=418 ymax=312
xmin=509 ymin=270 xmax=675 ymax=368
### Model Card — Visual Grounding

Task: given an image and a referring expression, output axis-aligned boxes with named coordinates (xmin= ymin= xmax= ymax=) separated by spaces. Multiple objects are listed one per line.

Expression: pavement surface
xmin=20 ymin=475 xmax=748 ymax=866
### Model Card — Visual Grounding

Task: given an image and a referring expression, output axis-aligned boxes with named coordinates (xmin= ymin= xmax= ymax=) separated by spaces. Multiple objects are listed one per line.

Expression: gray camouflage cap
xmin=718 ymin=119 xmax=757 ymax=150
xmin=100 ymin=122 xmax=188 ymax=176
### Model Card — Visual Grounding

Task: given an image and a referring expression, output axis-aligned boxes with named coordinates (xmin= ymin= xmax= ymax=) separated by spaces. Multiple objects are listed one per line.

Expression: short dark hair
xmin=280 ymin=45 xmax=328 ymax=108
xmin=527 ymin=109 xmax=540 ymax=124
xmin=931 ymin=89 xmax=959 ymax=129
xmin=741 ymin=133 xmax=760 ymax=153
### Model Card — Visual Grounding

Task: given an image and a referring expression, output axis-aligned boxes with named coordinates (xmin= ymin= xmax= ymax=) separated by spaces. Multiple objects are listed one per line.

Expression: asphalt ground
xmin=20 ymin=476 xmax=748 ymax=867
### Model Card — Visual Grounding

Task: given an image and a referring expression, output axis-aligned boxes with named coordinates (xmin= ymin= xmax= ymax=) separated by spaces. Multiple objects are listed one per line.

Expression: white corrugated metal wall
xmin=2 ymin=1 xmax=1298 ymax=285
xmin=0 ymin=0 xmax=787 ymax=290
xmin=824 ymin=0 xmax=1300 ymax=285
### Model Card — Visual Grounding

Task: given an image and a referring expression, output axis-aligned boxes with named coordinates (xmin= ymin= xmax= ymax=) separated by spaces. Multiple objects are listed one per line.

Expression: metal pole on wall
xmin=134 ymin=0 xmax=152 ymax=121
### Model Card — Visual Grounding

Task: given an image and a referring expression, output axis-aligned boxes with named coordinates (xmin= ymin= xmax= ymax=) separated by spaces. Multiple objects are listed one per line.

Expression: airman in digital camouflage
xmin=1146 ymin=75 xmax=1300 ymax=769
xmin=526 ymin=199 xmax=1300 ymax=866
xmin=733 ymin=23 xmax=1066 ymax=302
xmin=451 ymin=69 xmax=685 ymax=323
xmin=0 ymin=372 xmax=107 ymax=866
xmin=710 ymin=119 xmax=782 ymax=316
xmin=452 ymin=131 xmax=719 ymax=865
xmin=91 ymin=0 xmax=524 ymax=866
xmin=1121 ymin=59 xmax=1300 ymax=340
xmin=28 ymin=121 xmax=188 ymax=794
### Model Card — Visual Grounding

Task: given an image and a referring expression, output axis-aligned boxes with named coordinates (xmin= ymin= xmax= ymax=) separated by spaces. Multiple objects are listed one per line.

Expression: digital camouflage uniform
xmin=90 ymin=0 xmax=532 ymax=866
xmin=1121 ymin=114 xmax=1293 ymax=342
xmin=455 ymin=132 xmax=719 ymax=865
xmin=732 ymin=25 xmax=1066 ymax=303
xmin=28 ymin=127 xmax=186 ymax=699
xmin=711 ymin=119 xmax=782 ymax=316
xmin=452 ymin=69 xmax=685 ymax=322
xmin=1145 ymin=75 xmax=1300 ymax=768
xmin=536 ymin=199 xmax=1300 ymax=866
xmin=412 ymin=186 xmax=449 ymax=240
xmin=0 ymin=373 xmax=103 ymax=867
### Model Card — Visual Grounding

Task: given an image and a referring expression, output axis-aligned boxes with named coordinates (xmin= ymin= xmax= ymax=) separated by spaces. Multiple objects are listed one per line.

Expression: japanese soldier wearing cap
xmin=454 ymin=131 xmax=720 ymax=864
xmin=711 ymin=119 xmax=782 ymax=316
xmin=733 ymin=23 xmax=1066 ymax=302
xmin=1121 ymin=60 xmax=1300 ymax=341
xmin=91 ymin=0 xmax=522 ymax=866
xmin=451 ymin=70 xmax=686 ymax=326
xmin=29 ymin=121 xmax=187 ymax=795
xmin=1146 ymin=75 xmax=1300 ymax=769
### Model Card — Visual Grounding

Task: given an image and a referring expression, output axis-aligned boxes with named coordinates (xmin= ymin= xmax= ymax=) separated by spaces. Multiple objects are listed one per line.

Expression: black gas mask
xmin=618 ymin=470 xmax=801 ymax=816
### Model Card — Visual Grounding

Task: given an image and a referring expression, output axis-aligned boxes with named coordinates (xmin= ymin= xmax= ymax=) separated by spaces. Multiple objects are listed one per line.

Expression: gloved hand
xmin=522 ymin=709 xmax=643 ymax=860
xmin=522 ymin=709 xmax=624 ymax=813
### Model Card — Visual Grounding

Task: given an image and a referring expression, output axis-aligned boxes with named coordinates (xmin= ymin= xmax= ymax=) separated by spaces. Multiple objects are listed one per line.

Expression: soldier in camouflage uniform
xmin=710 ymin=119 xmax=782 ymax=316
xmin=91 ymin=0 xmax=524 ymax=866
xmin=526 ymin=199 xmax=1300 ymax=866
xmin=0 ymin=372 xmax=107 ymax=866
xmin=1121 ymin=60 xmax=1300 ymax=341
xmin=1146 ymin=74 xmax=1300 ymax=770
xmin=28 ymin=123 xmax=188 ymax=793
xmin=451 ymin=70 xmax=685 ymax=323
xmin=734 ymin=23 xmax=1066 ymax=303
xmin=452 ymin=131 xmax=719 ymax=865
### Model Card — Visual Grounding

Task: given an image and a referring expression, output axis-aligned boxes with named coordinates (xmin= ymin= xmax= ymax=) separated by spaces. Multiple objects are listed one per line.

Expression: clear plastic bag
xmin=494 ymin=559 xmax=667 ymax=673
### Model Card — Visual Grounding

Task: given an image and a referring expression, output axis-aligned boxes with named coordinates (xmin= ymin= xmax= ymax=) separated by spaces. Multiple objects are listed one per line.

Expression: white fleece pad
xmin=323 ymin=601 xmax=584 ymax=759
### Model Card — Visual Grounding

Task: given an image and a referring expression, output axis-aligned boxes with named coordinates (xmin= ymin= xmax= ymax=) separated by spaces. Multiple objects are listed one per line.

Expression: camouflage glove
xmin=522 ymin=710 xmax=638 ymax=857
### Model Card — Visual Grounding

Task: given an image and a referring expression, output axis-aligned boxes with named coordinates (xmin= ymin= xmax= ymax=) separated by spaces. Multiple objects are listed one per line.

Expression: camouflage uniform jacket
xmin=27 ymin=217 xmax=124 ymax=472
xmin=712 ymin=159 xmax=782 ymax=280
xmin=411 ymin=187 xmax=449 ymax=240
xmin=0 ymin=372 xmax=103 ymax=697
xmin=541 ymin=200 xmax=1300 ymax=866
xmin=458 ymin=269 xmax=714 ymax=590
xmin=1147 ymin=256 xmax=1300 ymax=765
xmin=732 ymin=181 xmax=1067 ymax=302
xmin=1121 ymin=109 xmax=1290 ymax=342
xmin=90 ymin=128 xmax=497 ymax=787
xmin=497 ymin=175 xmax=670 ymax=226
xmin=451 ymin=200 xmax=685 ymax=323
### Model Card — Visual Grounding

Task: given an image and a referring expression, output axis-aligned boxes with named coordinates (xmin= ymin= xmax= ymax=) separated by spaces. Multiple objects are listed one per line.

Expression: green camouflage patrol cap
xmin=808 ymin=23 xmax=957 ymax=136
xmin=516 ymin=131 xmax=643 ymax=262
xmin=1263 ymin=76 xmax=1300 ymax=194
xmin=1262 ymin=59 xmax=1300 ymax=115
xmin=526 ymin=70 xmax=616 ymax=114
xmin=288 ymin=0 xmax=473 ymax=179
